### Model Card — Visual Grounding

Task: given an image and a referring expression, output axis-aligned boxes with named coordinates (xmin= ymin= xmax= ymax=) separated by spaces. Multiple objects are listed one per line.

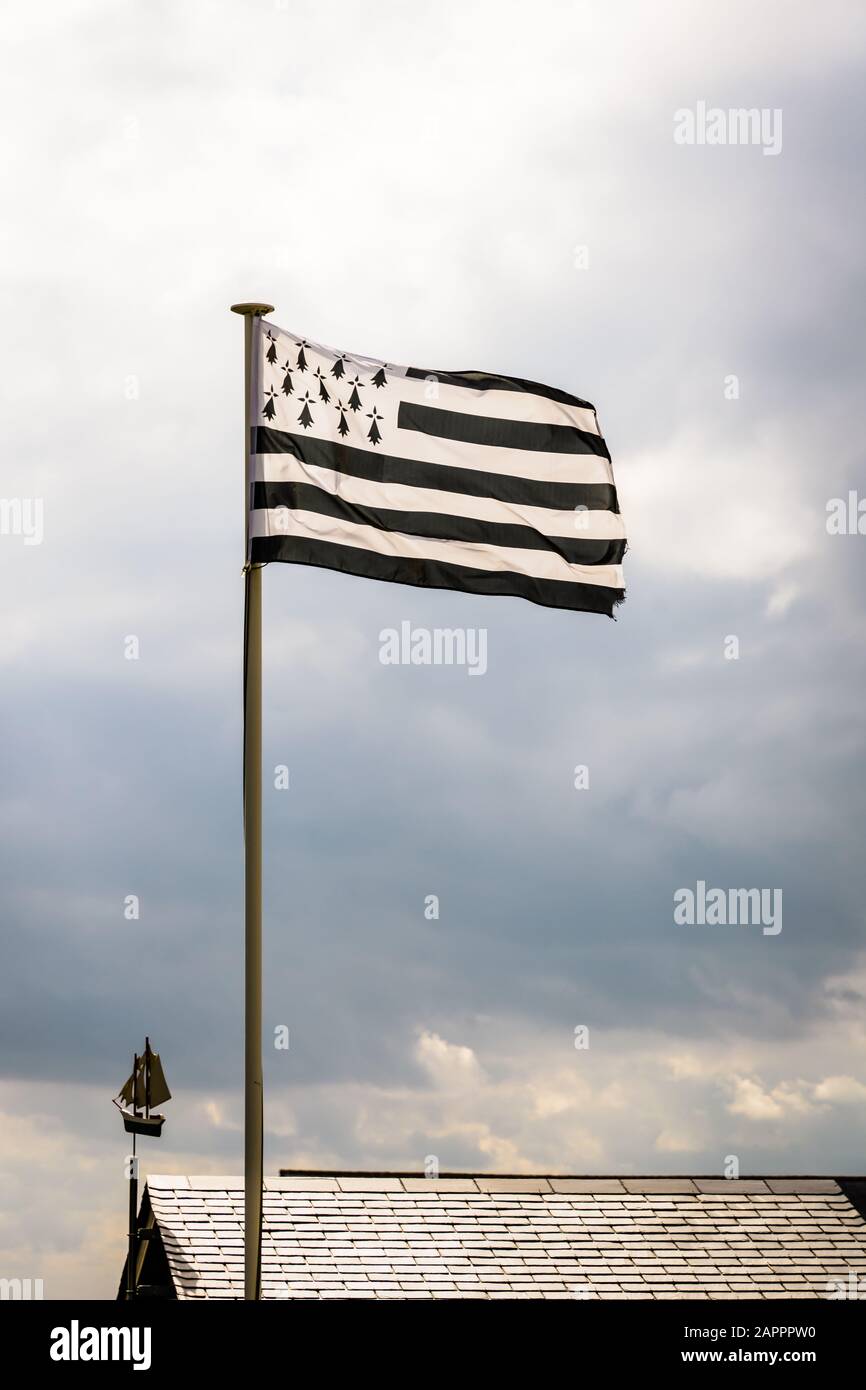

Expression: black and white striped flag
xmin=247 ymin=321 xmax=625 ymax=615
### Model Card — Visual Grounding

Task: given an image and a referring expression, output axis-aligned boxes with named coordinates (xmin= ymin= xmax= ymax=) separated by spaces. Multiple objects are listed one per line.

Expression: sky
xmin=1 ymin=0 xmax=865 ymax=1299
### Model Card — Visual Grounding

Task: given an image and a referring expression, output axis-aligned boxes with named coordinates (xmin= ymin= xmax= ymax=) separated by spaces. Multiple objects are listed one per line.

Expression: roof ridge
xmin=143 ymin=1170 xmax=866 ymax=1182
xmin=275 ymin=1169 xmax=860 ymax=1179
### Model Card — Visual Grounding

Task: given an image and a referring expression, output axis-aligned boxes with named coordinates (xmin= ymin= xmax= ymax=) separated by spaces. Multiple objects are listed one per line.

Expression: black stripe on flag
xmin=397 ymin=401 xmax=610 ymax=459
xmin=404 ymin=366 xmax=596 ymax=413
xmin=254 ymin=428 xmax=619 ymax=513
xmin=253 ymin=481 xmax=626 ymax=567
xmin=250 ymin=535 xmax=623 ymax=616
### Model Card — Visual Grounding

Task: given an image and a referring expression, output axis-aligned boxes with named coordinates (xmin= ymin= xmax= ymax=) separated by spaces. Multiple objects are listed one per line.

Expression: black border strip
xmin=253 ymin=428 xmax=619 ymax=514
xmin=405 ymin=365 xmax=597 ymax=413
xmin=253 ymin=482 xmax=626 ymax=567
xmin=398 ymin=401 xmax=610 ymax=459
xmin=249 ymin=535 xmax=623 ymax=616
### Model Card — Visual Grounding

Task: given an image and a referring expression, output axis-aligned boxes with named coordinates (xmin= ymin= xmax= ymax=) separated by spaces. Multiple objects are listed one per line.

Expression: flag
xmin=247 ymin=321 xmax=626 ymax=615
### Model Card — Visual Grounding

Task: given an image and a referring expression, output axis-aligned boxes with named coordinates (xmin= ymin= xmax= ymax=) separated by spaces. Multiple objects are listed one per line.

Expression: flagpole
xmin=231 ymin=301 xmax=274 ymax=1301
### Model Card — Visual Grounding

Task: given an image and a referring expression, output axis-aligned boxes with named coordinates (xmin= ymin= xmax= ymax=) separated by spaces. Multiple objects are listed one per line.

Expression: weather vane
xmin=114 ymin=1036 xmax=171 ymax=1136
xmin=114 ymin=1037 xmax=171 ymax=1300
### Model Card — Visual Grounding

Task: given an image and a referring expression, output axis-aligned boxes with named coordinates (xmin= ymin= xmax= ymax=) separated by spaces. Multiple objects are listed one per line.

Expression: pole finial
xmin=231 ymin=302 xmax=274 ymax=316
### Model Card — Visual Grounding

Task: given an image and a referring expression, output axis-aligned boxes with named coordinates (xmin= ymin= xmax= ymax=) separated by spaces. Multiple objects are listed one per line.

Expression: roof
xmin=124 ymin=1173 xmax=866 ymax=1300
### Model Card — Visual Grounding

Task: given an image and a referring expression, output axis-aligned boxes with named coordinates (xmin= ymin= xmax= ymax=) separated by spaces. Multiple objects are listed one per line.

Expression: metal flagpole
xmin=231 ymin=301 xmax=274 ymax=1301
xmin=126 ymin=1130 xmax=137 ymax=1300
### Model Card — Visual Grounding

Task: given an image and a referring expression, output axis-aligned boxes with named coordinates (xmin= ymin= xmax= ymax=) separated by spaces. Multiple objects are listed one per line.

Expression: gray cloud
xmin=1 ymin=0 xmax=865 ymax=1296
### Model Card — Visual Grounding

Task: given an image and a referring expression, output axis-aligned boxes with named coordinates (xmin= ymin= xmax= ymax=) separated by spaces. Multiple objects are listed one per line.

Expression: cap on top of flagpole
xmin=231 ymin=303 xmax=274 ymax=316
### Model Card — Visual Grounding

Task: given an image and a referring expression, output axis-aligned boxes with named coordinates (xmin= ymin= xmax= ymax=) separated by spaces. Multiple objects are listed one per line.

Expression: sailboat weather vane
xmin=114 ymin=1037 xmax=172 ymax=1300
xmin=114 ymin=1036 xmax=172 ymax=1137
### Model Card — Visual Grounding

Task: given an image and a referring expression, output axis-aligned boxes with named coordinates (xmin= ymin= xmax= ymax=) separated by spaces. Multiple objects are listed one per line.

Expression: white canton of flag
xmin=247 ymin=320 xmax=625 ymax=615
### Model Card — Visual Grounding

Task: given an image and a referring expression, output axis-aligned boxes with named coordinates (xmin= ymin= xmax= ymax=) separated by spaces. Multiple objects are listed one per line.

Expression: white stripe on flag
xmin=255 ymin=455 xmax=626 ymax=540
xmin=386 ymin=371 xmax=601 ymax=434
xmin=249 ymin=508 xmax=624 ymax=590
xmin=256 ymin=431 xmax=613 ymax=487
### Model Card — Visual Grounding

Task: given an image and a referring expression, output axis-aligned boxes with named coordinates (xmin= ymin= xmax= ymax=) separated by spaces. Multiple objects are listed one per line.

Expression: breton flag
xmin=247 ymin=320 xmax=626 ymax=615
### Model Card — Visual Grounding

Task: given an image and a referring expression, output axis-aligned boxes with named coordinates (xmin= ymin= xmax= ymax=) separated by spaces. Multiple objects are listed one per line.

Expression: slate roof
xmin=132 ymin=1173 xmax=866 ymax=1300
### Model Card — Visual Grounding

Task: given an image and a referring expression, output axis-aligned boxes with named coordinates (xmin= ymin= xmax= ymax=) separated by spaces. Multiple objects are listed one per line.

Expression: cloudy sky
xmin=2 ymin=0 xmax=865 ymax=1298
